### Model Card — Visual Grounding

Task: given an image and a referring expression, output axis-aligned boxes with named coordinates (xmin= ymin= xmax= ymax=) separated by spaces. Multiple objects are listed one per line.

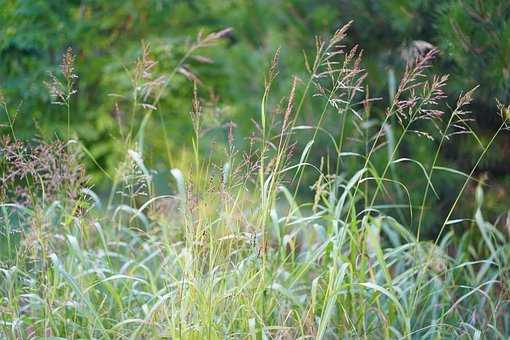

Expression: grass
xmin=1 ymin=24 xmax=510 ymax=339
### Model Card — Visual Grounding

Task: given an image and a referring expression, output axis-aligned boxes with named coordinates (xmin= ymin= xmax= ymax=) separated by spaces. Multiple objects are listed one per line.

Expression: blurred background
xmin=2 ymin=0 xmax=509 ymax=235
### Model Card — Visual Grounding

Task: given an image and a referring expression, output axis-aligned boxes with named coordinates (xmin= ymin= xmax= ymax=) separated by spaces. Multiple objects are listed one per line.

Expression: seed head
xmin=61 ymin=47 xmax=77 ymax=81
xmin=496 ymin=100 xmax=510 ymax=128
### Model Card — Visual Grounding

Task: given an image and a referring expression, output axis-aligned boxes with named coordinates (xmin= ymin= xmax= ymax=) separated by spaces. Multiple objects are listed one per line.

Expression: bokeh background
xmin=2 ymin=0 xmax=509 ymax=235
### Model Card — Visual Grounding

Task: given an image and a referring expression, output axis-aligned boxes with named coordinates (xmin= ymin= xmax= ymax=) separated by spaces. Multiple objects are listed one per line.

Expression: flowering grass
xmin=1 ymin=24 xmax=510 ymax=339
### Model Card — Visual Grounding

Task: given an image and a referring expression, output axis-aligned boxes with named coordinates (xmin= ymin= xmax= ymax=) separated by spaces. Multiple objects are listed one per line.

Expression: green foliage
xmin=436 ymin=0 xmax=510 ymax=101
xmin=2 ymin=18 xmax=510 ymax=338
xmin=1 ymin=0 xmax=509 ymax=252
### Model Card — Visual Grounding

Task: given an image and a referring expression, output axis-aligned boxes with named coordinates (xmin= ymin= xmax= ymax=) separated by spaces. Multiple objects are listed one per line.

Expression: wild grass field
xmin=1 ymin=23 xmax=510 ymax=339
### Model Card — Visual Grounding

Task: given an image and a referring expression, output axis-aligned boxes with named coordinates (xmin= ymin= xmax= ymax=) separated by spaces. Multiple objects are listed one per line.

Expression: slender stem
xmin=67 ymin=101 xmax=71 ymax=139
xmin=367 ymin=119 xmax=412 ymax=210
xmin=2 ymin=103 xmax=16 ymax=141
xmin=416 ymin=108 xmax=457 ymax=241
xmin=435 ymin=119 xmax=507 ymax=244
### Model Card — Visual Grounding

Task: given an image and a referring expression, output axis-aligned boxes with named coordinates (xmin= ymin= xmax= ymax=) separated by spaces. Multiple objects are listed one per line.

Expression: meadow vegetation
xmin=1 ymin=23 xmax=510 ymax=339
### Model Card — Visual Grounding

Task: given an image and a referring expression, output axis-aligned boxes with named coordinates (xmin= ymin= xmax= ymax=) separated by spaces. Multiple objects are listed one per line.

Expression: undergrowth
xmin=1 ymin=24 xmax=510 ymax=339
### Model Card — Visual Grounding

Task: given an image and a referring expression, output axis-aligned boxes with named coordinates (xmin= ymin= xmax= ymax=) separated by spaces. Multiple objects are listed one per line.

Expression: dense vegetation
xmin=2 ymin=0 xmax=509 ymax=221
xmin=1 ymin=1 xmax=510 ymax=339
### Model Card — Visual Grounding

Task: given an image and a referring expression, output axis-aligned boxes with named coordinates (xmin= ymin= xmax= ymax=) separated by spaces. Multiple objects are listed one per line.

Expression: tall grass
xmin=1 ymin=24 xmax=510 ymax=339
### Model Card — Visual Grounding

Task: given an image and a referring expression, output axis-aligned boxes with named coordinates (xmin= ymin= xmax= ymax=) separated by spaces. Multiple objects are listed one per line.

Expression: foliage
xmin=1 ymin=25 xmax=510 ymax=338
xmin=2 ymin=1 xmax=510 ymax=172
